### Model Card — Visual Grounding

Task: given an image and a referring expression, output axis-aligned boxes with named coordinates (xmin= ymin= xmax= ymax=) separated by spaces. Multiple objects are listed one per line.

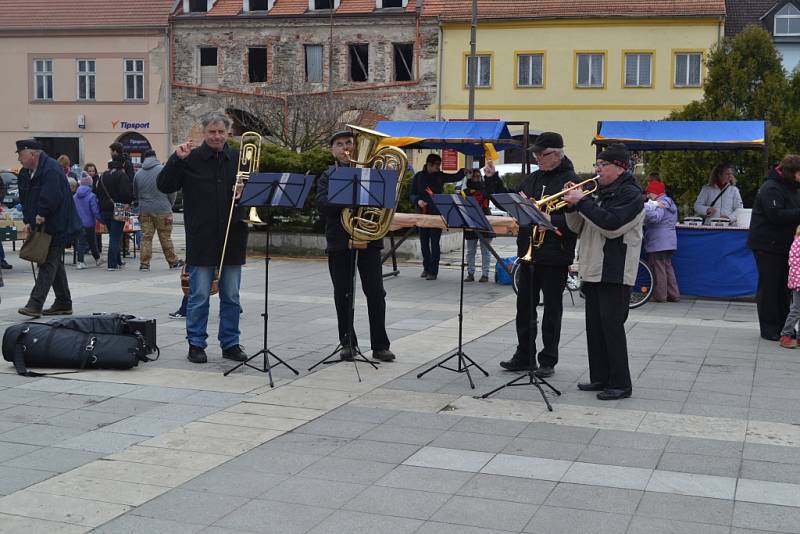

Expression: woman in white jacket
xmin=694 ymin=164 xmax=743 ymax=224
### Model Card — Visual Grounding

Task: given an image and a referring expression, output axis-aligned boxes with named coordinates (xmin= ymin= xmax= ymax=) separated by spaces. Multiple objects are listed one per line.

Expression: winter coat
xmin=158 ymin=142 xmax=248 ymax=266
xmin=134 ymin=157 xmax=175 ymax=215
xmin=788 ymin=236 xmax=800 ymax=290
xmin=747 ymin=167 xmax=800 ymax=256
xmin=515 ymin=157 xmax=579 ymax=267
xmin=408 ymin=168 xmax=465 ymax=215
xmin=565 ymin=172 xmax=644 ymax=286
xmin=694 ymin=183 xmax=743 ymax=224
xmin=96 ymin=161 xmax=134 ymax=216
xmin=315 ymin=163 xmax=383 ymax=253
xmin=18 ymin=152 xmax=83 ymax=247
xmin=462 ymin=172 xmax=506 ymax=240
xmin=643 ymin=194 xmax=678 ymax=253
xmin=73 ymin=185 xmax=102 ymax=228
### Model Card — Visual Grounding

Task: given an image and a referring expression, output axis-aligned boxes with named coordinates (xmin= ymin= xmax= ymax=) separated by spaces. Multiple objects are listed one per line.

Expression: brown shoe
xmin=42 ymin=305 xmax=73 ymax=316
xmin=18 ymin=307 xmax=42 ymax=319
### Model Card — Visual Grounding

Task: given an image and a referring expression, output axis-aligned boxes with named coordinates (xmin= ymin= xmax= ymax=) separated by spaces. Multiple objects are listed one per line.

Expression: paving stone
xmin=56 ymin=430 xmax=146 ymax=454
xmin=590 ymin=429 xmax=669 ymax=451
xmin=577 ymin=445 xmax=662 ymax=469
xmin=562 ymin=461 xmax=652 ymax=490
xmin=0 ymin=423 xmax=85 ymax=446
xmin=119 ymin=385 xmax=199 ymax=403
xmin=135 ymin=403 xmax=221 ymax=423
xmin=415 ymin=523 xmax=514 ymax=534
xmin=299 ymin=456 xmax=396 ymax=485
xmin=385 ymin=411 xmax=461 ymax=430
xmin=214 ymin=499 xmax=332 ymax=534
xmin=98 ymin=416 xmax=186 ymax=437
xmin=502 ymin=437 xmax=586 ymax=461
xmin=626 ymin=516 xmax=731 ymax=534
xmin=404 ymin=446 xmax=494 ymax=472
xmin=45 ymin=410 xmax=128 ymax=432
xmin=4 ymin=446 xmax=101 ymax=473
xmin=665 ymin=436 xmax=743 ymax=457
xmin=430 ymin=495 xmax=537 ymax=532
xmin=0 ymin=489 xmax=131 ymax=527
xmin=736 ymin=479 xmax=800 ymax=508
xmin=294 ymin=418 xmax=377 ymax=439
xmin=646 ymin=470 xmax=736 ymax=500
xmin=733 ymin=502 xmax=800 ymax=533
xmin=261 ymin=476 xmax=367 ymax=508
xmin=0 ymin=388 xmax=58 ymax=405
xmin=519 ymin=422 xmax=597 ymax=444
xmin=223 ymin=449 xmax=322 ymax=476
xmin=27 ymin=393 xmax=107 ymax=409
xmin=429 ymin=430 xmax=513 ymax=453
xmin=182 ymin=466 xmax=287 ymax=497
xmin=457 ymin=473 xmax=555 ymax=505
xmin=176 ymin=391 xmax=247 ymax=407
xmin=93 ymin=515 xmax=204 ymax=534
xmin=481 ymin=453 xmax=572 ymax=482
xmin=524 ymin=505 xmax=631 ymax=534
xmin=359 ymin=423 xmax=444 ymax=445
xmin=375 ymin=465 xmax=473 ymax=494
xmin=329 ymin=439 xmax=420 ymax=464
xmin=132 ymin=488 xmax=248 ymax=526
xmin=69 ymin=383 xmax=142 ymax=398
xmin=544 ymin=482 xmax=642 ymax=514
xmin=744 ymin=442 xmax=800 ymax=465
xmin=256 ymin=433 xmax=350 ymax=456
xmin=657 ymin=452 xmax=740 ymax=477
xmin=0 ymin=440 xmax=40 ymax=462
xmin=741 ymin=460 xmax=800 ymax=485
xmin=449 ymin=416 xmax=528 ymax=437
xmin=319 ymin=405 xmax=400 ymax=424
xmin=0 ymin=512 xmax=90 ymax=534
xmin=637 ymin=492 xmax=734 ymax=526
xmin=306 ymin=510 xmax=421 ymax=534
xmin=0 ymin=405 xmax=71 ymax=424
xmin=343 ymin=485 xmax=451 ymax=520
xmin=0 ymin=464 xmax=58 ymax=495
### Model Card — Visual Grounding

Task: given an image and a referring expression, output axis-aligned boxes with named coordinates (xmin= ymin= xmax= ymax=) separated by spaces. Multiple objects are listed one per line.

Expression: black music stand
xmin=479 ymin=193 xmax=561 ymax=410
xmin=308 ymin=166 xmax=398 ymax=380
xmin=416 ymin=194 xmax=491 ymax=389
xmin=223 ymin=172 xmax=312 ymax=387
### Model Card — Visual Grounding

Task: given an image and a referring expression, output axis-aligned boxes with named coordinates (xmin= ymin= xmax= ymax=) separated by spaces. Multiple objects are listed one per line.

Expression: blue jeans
xmin=186 ymin=265 xmax=241 ymax=350
xmin=419 ymin=228 xmax=442 ymax=275
xmin=467 ymin=237 xmax=492 ymax=276
xmin=102 ymin=215 xmax=124 ymax=268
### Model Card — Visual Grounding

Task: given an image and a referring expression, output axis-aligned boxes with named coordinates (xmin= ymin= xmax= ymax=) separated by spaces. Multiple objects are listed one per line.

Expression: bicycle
xmin=510 ymin=257 xmax=655 ymax=309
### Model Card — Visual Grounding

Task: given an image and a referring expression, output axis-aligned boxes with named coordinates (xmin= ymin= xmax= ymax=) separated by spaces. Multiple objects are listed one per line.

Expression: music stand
xmin=478 ymin=193 xmax=561 ymax=410
xmin=416 ymin=194 xmax=491 ymax=389
xmin=308 ymin=166 xmax=398 ymax=380
xmin=223 ymin=172 xmax=312 ymax=387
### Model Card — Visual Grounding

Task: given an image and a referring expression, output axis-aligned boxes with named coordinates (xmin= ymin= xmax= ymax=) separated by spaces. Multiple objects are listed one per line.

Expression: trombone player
xmin=157 ymin=111 xmax=249 ymax=365
xmin=500 ymin=132 xmax=578 ymax=378
xmin=315 ymin=130 xmax=395 ymax=363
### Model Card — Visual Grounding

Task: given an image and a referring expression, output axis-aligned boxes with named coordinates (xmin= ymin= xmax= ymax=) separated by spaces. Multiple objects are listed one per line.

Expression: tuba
xmin=340 ymin=124 xmax=408 ymax=246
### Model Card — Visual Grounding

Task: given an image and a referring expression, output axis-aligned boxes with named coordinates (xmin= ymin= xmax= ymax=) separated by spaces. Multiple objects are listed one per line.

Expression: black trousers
xmin=515 ymin=263 xmax=567 ymax=368
xmin=419 ymin=228 xmax=442 ymax=275
xmin=28 ymin=244 xmax=72 ymax=310
xmin=583 ymin=282 xmax=632 ymax=390
xmin=328 ymin=247 xmax=390 ymax=350
xmin=754 ymin=250 xmax=791 ymax=338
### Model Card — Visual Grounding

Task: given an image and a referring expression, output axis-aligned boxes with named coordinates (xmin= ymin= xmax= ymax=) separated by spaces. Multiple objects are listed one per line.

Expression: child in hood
xmin=73 ymin=172 xmax=103 ymax=269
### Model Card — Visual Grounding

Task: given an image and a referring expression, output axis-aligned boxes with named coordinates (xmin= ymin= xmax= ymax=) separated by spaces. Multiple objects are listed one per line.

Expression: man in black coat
xmin=157 ymin=112 xmax=249 ymax=365
xmin=109 ymin=142 xmax=135 ymax=182
xmin=16 ymin=139 xmax=83 ymax=318
xmin=500 ymin=132 xmax=578 ymax=378
xmin=747 ymin=155 xmax=800 ymax=340
xmin=315 ymin=130 xmax=395 ymax=362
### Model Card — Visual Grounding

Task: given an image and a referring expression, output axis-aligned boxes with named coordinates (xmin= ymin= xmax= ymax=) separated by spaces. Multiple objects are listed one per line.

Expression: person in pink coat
xmin=780 ymin=224 xmax=800 ymax=348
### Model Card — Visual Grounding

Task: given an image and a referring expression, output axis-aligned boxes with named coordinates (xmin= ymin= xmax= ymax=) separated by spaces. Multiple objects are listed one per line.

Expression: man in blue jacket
xmin=15 ymin=139 xmax=83 ymax=318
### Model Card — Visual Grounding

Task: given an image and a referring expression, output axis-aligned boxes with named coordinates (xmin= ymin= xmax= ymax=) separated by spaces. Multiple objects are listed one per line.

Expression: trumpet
xmin=520 ymin=176 xmax=599 ymax=261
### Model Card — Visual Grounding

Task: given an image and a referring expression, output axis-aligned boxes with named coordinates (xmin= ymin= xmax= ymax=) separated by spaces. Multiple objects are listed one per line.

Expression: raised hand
xmin=175 ymin=139 xmax=194 ymax=160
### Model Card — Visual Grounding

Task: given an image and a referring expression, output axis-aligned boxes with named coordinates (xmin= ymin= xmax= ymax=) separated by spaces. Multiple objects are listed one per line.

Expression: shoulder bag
xmin=100 ymin=175 xmax=129 ymax=222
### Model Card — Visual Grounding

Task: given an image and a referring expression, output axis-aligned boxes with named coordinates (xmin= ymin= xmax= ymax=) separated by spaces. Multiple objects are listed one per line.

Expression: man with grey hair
xmin=158 ymin=112 xmax=249 ymax=365
xmin=498 ymin=131 xmax=578 ymax=379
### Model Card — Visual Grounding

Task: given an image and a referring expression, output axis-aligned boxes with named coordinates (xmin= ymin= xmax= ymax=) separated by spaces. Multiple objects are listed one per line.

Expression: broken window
xmin=393 ymin=43 xmax=413 ymax=81
xmin=349 ymin=44 xmax=369 ymax=82
xmin=248 ymin=47 xmax=267 ymax=82
xmin=200 ymin=47 xmax=218 ymax=86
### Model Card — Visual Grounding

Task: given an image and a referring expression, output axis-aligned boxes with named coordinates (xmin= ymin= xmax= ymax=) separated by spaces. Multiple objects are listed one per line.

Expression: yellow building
xmin=435 ymin=1 xmax=726 ymax=172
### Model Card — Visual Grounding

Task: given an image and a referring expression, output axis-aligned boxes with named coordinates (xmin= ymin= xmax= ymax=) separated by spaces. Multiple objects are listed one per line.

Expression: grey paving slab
xmin=733 ymin=502 xmax=800 ymax=533
xmin=481 ymin=453 xmax=572 ymax=482
xmin=386 ymin=411 xmax=463 ymax=430
xmin=449 ymin=416 xmax=528 ymax=437
xmin=657 ymin=452 xmax=741 ymax=477
xmin=215 ymin=499 xmax=333 ymax=534
xmin=524 ymin=505 xmax=631 ymax=534
xmin=56 ymin=430 xmax=147 ymax=454
xmin=636 ymin=492 xmax=734 ymax=526
xmin=93 ymin=515 xmax=205 ymax=534
xmin=404 ymin=446 xmax=494 ymax=472
xmin=0 ymin=465 xmax=57 ymax=495
xmin=84 ymin=397 xmax=165 ymax=416
xmin=132 ymin=488 xmax=248 ymax=526
xmin=325 ymin=405 xmax=400 ymax=424
xmin=294 ymin=418 xmax=377 ymax=439
xmin=359 ymin=423 xmax=444 ymax=446
xmin=456 ymin=473 xmax=555 ymax=505
xmin=4 ymin=446 xmax=102 ymax=473
xmin=0 ymin=441 xmax=39 ymax=462
xmin=183 ymin=466 xmax=287 ymax=497
xmin=224 ymin=449 xmax=323 ymax=476
xmin=343 ymin=485 xmax=451 ymax=520
xmin=98 ymin=416 xmax=187 ymax=437
xmin=119 ymin=385 xmax=199 ymax=403
xmin=176 ymin=391 xmax=247 ymax=408
xmin=430 ymin=495 xmax=537 ymax=532
xmin=741 ymin=460 xmax=800 ymax=485
xmin=329 ymin=439 xmax=420 ymax=464
xmin=562 ymin=461 xmax=652 ymax=490
xmin=577 ymin=445 xmax=662 ymax=469
xmin=519 ymin=422 xmax=597 ymax=444
xmin=375 ymin=465 xmax=473 ymax=494
xmin=626 ymin=516 xmax=731 ymax=534
xmin=544 ymin=482 xmax=642 ymax=514
xmin=590 ymin=429 xmax=669 ymax=451
xmin=0 ymin=388 xmax=58 ymax=405
xmin=665 ymin=436 xmax=744 ymax=458
xmin=299 ymin=456 xmax=397 ymax=485
xmin=0 ymin=423 xmax=85 ymax=446
xmin=502 ymin=437 xmax=586 ymax=461
xmin=646 ymin=470 xmax=737 ymax=500
xmin=743 ymin=442 xmax=800 ymax=465
xmin=415 ymin=523 xmax=514 ymax=534
xmin=0 ymin=404 xmax=70 ymax=423
xmin=261 ymin=476 xmax=368 ymax=508
xmin=306 ymin=510 xmax=421 ymax=534
xmin=134 ymin=403 xmax=222 ymax=423
xmin=736 ymin=479 xmax=800 ymax=508
xmin=429 ymin=430 xmax=513 ymax=454
xmin=69 ymin=382 xmax=142 ymax=397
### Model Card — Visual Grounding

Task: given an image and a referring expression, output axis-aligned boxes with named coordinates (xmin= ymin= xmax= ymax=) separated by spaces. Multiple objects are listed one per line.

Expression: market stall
xmin=594 ymin=120 xmax=767 ymax=298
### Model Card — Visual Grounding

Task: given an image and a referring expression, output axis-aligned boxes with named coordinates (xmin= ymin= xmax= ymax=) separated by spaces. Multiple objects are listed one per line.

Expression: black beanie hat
xmin=597 ymin=143 xmax=630 ymax=170
xmin=530 ymin=132 xmax=564 ymax=152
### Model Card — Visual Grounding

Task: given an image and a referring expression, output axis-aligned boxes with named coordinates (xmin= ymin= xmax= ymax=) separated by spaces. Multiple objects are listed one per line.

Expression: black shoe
xmin=42 ymin=305 xmax=73 ymax=316
xmin=597 ymin=387 xmax=632 ymax=401
xmin=578 ymin=381 xmax=606 ymax=391
xmin=187 ymin=345 xmax=207 ymax=364
xmin=169 ymin=311 xmax=185 ymax=319
xmin=761 ymin=333 xmax=780 ymax=341
xmin=465 ymin=273 xmax=475 ymax=282
xmin=420 ymin=270 xmax=430 ymax=278
xmin=479 ymin=274 xmax=489 ymax=283
xmin=17 ymin=306 xmax=42 ymax=319
xmin=222 ymin=345 xmax=248 ymax=362
xmin=373 ymin=349 xmax=395 ymax=362
xmin=533 ymin=366 xmax=554 ymax=378
xmin=340 ymin=345 xmax=355 ymax=361
xmin=426 ymin=273 xmax=438 ymax=280
xmin=0 ymin=260 xmax=12 ymax=269
xmin=499 ymin=353 xmax=534 ymax=372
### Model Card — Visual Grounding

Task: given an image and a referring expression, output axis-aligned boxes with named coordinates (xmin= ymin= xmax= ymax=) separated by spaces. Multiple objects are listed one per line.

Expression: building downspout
xmin=165 ymin=24 xmax=172 ymax=154
xmin=436 ymin=22 xmax=443 ymax=120
xmin=717 ymin=15 xmax=723 ymax=46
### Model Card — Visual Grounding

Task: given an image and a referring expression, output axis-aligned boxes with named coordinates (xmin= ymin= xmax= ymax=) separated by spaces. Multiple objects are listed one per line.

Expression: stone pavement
xmin=0 ymin=236 xmax=798 ymax=533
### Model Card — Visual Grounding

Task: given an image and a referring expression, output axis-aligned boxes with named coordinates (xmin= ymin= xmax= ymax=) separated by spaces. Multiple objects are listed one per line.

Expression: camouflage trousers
xmin=139 ymin=213 xmax=179 ymax=267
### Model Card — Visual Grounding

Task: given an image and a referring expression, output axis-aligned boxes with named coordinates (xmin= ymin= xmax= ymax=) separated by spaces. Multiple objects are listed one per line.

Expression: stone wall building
xmin=169 ymin=0 xmax=440 ymax=146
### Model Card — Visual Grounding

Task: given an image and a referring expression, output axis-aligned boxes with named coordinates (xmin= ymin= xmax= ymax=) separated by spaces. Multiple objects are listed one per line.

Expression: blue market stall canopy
xmin=374 ymin=120 xmax=519 ymax=156
xmin=594 ymin=120 xmax=767 ymax=151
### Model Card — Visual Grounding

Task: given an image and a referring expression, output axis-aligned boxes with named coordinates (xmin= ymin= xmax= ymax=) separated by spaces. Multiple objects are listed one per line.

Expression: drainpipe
xmin=164 ymin=24 xmax=172 ymax=155
xmin=436 ymin=20 xmax=443 ymax=120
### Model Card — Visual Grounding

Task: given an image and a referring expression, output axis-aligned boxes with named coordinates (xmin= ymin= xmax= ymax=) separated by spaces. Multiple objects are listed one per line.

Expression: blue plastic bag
xmin=495 ymin=256 xmax=517 ymax=285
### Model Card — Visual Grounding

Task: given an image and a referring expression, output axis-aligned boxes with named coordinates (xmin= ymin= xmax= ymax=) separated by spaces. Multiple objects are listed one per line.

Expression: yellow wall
xmin=439 ymin=18 xmax=723 ymax=172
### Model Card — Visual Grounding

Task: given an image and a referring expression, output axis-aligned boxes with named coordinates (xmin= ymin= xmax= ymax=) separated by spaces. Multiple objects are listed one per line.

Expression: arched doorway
xmin=116 ymin=131 xmax=152 ymax=170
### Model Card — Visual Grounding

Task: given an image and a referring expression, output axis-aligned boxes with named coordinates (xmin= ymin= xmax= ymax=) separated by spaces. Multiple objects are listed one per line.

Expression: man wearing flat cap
xmin=315 ymin=130 xmax=395 ymax=363
xmin=500 ymin=132 xmax=578 ymax=380
xmin=562 ymin=143 xmax=644 ymax=401
xmin=15 ymin=139 xmax=83 ymax=318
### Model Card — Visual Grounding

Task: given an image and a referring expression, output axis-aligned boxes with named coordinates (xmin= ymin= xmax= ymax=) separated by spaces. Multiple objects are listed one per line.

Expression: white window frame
xmin=76 ymin=59 xmax=96 ymax=101
xmin=308 ymin=0 xmax=340 ymax=10
xmin=576 ymin=53 xmax=604 ymax=88
xmin=624 ymin=53 xmax=652 ymax=87
xmin=466 ymin=54 xmax=492 ymax=88
xmin=124 ymin=58 xmax=145 ymax=100
xmin=517 ymin=53 xmax=544 ymax=88
xmin=674 ymin=52 xmax=702 ymax=87
xmin=774 ymin=3 xmax=800 ymax=36
xmin=33 ymin=59 xmax=53 ymax=100
xmin=376 ymin=0 xmax=407 ymax=8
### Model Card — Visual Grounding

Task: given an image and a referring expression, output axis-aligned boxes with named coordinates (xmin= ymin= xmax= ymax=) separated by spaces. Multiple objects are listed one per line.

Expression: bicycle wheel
xmin=629 ymin=259 xmax=655 ymax=309
xmin=511 ymin=259 xmax=522 ymax=295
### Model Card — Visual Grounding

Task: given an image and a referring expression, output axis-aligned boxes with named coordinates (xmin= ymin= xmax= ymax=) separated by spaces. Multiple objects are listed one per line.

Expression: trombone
xmin=520 ymin=176 xmax=599 ymax=261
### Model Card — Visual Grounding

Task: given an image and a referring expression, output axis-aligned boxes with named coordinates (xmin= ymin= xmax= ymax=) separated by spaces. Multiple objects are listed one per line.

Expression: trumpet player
xmin=315 ymin=130 xmax=395 ymax=363
xmin=562 ymin=143 xmax=644 ymax=401
xmin=500 ymin=132 xmax=578 ymax=378
xmin=157 ymin=111 xmax=249 ymax=365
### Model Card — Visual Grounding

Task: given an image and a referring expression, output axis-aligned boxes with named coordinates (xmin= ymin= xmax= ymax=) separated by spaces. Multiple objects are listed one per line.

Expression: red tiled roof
xmin=425 ymin=0 xmax=726 ymax=20
xmin=209 ymin=0 xmax=244 ymax=16
xmin=269 ymin=0 xmax=309 ymax=15
xmin=0 ymin=0 xmax=174 ymax=30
